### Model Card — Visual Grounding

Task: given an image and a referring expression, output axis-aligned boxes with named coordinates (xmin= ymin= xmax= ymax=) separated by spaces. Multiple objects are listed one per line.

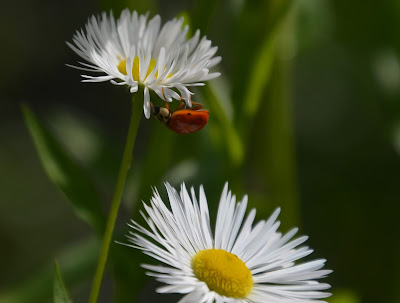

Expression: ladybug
xmin=150 ymin=99 xmax=209 ymax=134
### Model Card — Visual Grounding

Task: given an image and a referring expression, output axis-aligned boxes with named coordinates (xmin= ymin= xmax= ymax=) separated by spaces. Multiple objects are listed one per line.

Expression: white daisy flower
xmin=68 ymin=9 xmax=221 ymax=118
xmin=124 ymin=183 xmax=332 ymax=302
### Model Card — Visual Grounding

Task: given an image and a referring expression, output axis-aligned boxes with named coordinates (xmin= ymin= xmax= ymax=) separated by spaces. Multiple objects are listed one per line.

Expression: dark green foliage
xmin=22 ymin=105 xmax=106 ymax=233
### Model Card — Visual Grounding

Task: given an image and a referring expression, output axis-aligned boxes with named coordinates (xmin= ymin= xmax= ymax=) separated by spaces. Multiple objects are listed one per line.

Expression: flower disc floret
xmin=192 ymin=249 xmax=253 ymax=298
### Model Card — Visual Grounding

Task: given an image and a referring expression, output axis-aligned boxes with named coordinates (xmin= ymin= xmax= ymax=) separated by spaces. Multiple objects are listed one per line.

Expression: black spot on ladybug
xmin=187 ymin=113 xmax=191 ymax=115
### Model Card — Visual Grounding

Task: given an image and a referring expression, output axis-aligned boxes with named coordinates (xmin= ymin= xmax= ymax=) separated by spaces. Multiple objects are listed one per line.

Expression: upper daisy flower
xmin=125 ymin=183 xmax=332 ymax=302
xmin=68 ymin=9 xmax=221 ymax=118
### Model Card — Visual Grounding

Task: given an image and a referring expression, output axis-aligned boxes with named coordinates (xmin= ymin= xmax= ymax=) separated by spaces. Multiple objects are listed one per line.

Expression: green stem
xmin=264 ymin=57 xmax=300 ymax=228
xmin=245 ymin=4 xmax=300 ymax=229
xmin=88 ymin=94 xmax=142 ymax=303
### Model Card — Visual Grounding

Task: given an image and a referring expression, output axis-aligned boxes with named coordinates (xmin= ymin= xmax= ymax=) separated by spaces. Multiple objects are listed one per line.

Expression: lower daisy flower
xmin=125 ymin=183 xmax=332 ymax=302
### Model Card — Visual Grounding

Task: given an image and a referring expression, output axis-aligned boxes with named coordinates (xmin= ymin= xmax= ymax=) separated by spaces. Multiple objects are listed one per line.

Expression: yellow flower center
xmin=117 ymin=56 xmax=157 ymax=81
xmin=192 ymin=249 xmax=253 ymax=298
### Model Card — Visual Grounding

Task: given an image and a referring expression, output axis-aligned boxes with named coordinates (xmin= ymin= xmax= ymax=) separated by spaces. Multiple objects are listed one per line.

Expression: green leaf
xmin=21 ymin=105 xmax=105 ymax=233
xmin=242 ymin=35 xmax=276 ymax=120
xmin=242 ymin=0 xmax=295 ymax=121
xmin=205 ymin=83 xmax=244 ymax=167
xmin=248 ymin=58 xmax=300 ymax=229
xmin=0 ymin=239 xmax=98 ymax=303
xmin=53 ymin=262 xmax=72 ymax=303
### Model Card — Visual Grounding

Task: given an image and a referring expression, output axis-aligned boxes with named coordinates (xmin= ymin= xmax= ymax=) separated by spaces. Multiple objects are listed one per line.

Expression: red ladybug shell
xmin=167 ymin=109 xmax=209 ymax=134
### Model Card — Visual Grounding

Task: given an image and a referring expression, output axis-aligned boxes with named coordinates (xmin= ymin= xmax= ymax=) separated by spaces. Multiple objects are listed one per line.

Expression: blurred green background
xmin=1 ymin=0 xmax=400 ymax=302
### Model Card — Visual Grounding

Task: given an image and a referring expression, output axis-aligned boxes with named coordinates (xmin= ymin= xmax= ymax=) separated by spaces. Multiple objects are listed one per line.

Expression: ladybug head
xmin=151 ymin=103 xmax=171 ymax=125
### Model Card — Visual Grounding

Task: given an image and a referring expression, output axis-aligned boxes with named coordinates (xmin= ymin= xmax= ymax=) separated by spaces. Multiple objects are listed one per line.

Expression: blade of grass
xmin=242 ymin=0 xmax=295 ymax=123
xmin=53 ymin=262 xmax=72 ymax=303
xmin=263 ymin=57 xmax=299 ymax=227
xmin=247 ymin=49 xmax=300 ymax=229
xmin=245 ymin=3 xmax=300 ymax=228
xmin=205 ymin=83 xmax=244 ymax=167
xmin=0 ymin=238 xmax=98 ymax=303
xmin=230 ymin=0 xmax=278 ymax=113
xmin=22 ymin=105 xmax=105 ymax=234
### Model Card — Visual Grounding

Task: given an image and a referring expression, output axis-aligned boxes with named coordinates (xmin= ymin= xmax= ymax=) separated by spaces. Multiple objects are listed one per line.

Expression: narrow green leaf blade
xmin=205 ymin=84 xmax=244 ymax=167
xmin=53 ymin=262 xmax=72 ymax=303
xmin=249 ymin=58 xmax=300 ymax=229
xmin=0 ymin=238 xmax=98 ymax=303
xmin=21 ymin=105 xmax=105 ymax=233
xmin=242 ymin=0 xmax=295 ymax=121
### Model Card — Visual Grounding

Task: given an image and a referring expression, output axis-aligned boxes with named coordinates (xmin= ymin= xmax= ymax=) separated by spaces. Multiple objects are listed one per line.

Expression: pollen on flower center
xmin=117 ymin=56 xmax=157 ymax=81
xmin=192 ymin=249 xmax=253 ymax=298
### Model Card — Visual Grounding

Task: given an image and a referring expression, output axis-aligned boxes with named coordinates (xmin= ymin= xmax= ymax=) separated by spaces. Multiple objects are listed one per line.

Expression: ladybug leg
xmin=150 ymin=101 xmax=155 ymax=114
xmin=187 ymin=95 xmax=203 ymax=110
xmin=162 ymin=87 xmax=175 ymax=111
xmin=190 ymin=101 xmax=204 ymax=110
xmin=161 ymin=87 xmax=167 ymax=101
xmin=177 ymin=95 xmax=203 ymax=110
xmin=176 ymin=98 xmax=186 ymax=111
xmin=159 ymin=88 xmax=169 ymax=110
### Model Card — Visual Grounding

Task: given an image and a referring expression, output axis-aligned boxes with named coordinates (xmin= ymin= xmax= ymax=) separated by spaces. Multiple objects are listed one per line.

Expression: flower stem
xmin=88 ymin=94 xmax=142 ymax=303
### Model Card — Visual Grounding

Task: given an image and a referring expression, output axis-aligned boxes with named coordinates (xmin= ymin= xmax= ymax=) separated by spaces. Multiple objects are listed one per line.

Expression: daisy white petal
xmin=68 ymin=9 xmax=220 ymax=118
xmin=124 ymin=182 xmax=332 ymax=302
